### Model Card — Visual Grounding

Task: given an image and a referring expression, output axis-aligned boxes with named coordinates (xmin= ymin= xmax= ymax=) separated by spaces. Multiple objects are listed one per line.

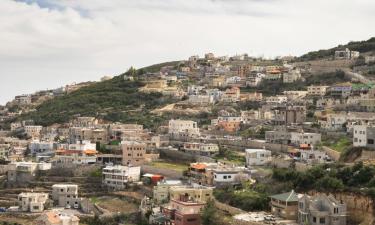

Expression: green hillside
xmin=299 ymin=37 xmax=375 ymax=61
xmin=17 ymin=75 xmax=175 ymax=128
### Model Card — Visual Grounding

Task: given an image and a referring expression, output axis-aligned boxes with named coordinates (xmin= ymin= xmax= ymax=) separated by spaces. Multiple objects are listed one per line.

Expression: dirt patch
xmin=96 ymin=197 xmax=139 ymax=214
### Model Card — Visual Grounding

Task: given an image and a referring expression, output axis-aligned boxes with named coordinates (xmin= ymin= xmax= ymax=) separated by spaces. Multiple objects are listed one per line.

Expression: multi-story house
xmin=308 ymin=85 xmax=330 ymax=96
xmin=52 ymin=184 xmax=81 ymax=208
xmin=121 ymin=141 xmax=146 ymax=166
xmin=289 ymin=132 xmax=322 ymax=147
xmin=270 ymin=190 xmax=300 ymax=220
xmin=29 ymin=141 xmax=55 ymax=156
xmin=18 ymin=192 xmax=49 ymax=213
xmin=169 ymin=185 xmax=214 ymax=203
xmin=71 ymin=117 xmax=98 ymax=127
xmin=168 ymin=120 xmax=200 ymax=139
xmin=54 ymin=149 xmax=97 ymax=165
xmin=24 ymin=125 xmax=43 ymax=139
xmin=334 ymin=48 xmax=359 ymax=60
xmin=266 ymin=95 xmax=288 ymax=104
xmin=161 ymin=197 xmax=206 ymax=225
xmin=353 ymin=125 xmax=375 ymax=149
xmin=7 ymin=162 xmax=52 ymax=186
xmin=183 ymin=142 xmax=219 ymax=156
xmin=153 ymin=180 xmax=184 ymax=204
xmin=221 ymin=87 xmax=241 ymax=102
xmin=245 ymin=149 xmax=272 ymax=166
xmin=298 ymin=194 xmax=347 ymax=225
xmin=272 ymin=105 xmax=306 ymax=126
xmin=246 ymin=73 xmax=265 ymax=87
xmin=283 ymin=69 xmax=301 ymax=83
xmin=14 ymin=94 xmax=32 ymax=105
xmin=102 ymin=165 xmax=141 ymax=190
xmin=241 ymin=110 xmax=260 ymax=124
xmin=212 ymin=116 xmax=242 ymax=133
xmin=328 ymin=83 xmax=352 ymax=98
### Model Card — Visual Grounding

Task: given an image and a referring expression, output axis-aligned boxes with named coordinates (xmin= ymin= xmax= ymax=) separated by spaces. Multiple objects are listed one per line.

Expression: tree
xmin=201 ymin=200 xmax=217 ymax=225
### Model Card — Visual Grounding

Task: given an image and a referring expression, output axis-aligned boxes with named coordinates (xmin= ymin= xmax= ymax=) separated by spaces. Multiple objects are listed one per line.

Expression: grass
xmin=149 ymin=161 xmax=188 ymax=172
xmin=97 ymin=197 xmax=138 ymax=213
xmin=213 ymin=149 xmax=246 ymax=165
xmin=324 ymin=136 xmax=352 ymax=153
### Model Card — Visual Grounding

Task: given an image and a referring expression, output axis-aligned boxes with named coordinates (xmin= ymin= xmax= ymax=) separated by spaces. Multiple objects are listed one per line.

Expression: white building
xmin=245 ymin=149 xmax=272 ymax=166
xmin=213 ymin=167 xmax=251 ymax=187
xmin=299 ymin=150 xmax=329 ymax=164
xmin=18 ymin=192 xmax=49 ymax=213
xmin=52 ymin=184 xmax=81 ymax=208
xmin=183 ymin=142 xmax=219 ymax=156
xmin=168 ymin=120 xmax=200 ymax=139
xmin=241 ymin=110 xmax=260 ymax=124
xmin=102 ymin=165 xmax=141 ymax=190
xmin=266 ymin=95 xmax=288 ymax=104
xmin=67 ymin=141 xmax=96 ymax=151
xmin=289 ymin=132 xmax=321 ymax=147
xmin=335 ymin=48 xmax=360 ymax=60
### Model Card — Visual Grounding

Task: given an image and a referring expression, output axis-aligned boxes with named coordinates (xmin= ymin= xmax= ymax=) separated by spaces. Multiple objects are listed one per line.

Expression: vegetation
xmin=16 ymin=76 xmax=176 ymax=129
xmin=149 ymin=161 xmax=188 ymax=172
xmin=213 ymin=148 xmax=245 ymax=164
xmin=323 ymin=136 xmax=352 ymax=153
xmin=201 ymin=200 xmax=229 ymax=225
xmin=214 ymin=185 xmax=269 ymax=211
xmin=299 ymin=37 xmax=375 ymax=61
xmin=272 ymin=162 xmax=375 ymax=196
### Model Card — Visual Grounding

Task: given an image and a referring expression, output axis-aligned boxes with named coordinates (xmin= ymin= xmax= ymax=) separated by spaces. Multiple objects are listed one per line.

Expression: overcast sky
xmin=0 ymin=0 xmax=374 ymax=104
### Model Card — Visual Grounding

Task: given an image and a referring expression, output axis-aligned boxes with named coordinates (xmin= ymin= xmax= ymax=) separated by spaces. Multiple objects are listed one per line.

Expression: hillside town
xmin=1 ymin=45 xmax=375 ymax=225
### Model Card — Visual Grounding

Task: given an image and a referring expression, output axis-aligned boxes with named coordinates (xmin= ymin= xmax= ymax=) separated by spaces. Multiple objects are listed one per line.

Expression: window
xmin=368 ymin=139 xmax=374 ymax=145
xmin=223 ymin=176 xmax=227 ymax=179
xmin=187 ymin=218 xmax=197 ymax=222
xmin=334 ymin=208 xmax=339 ymax=214
xmin=320 ymin=218 xmax=325 ymax=224
xmin=313 ymin=217 xmax=316 ymax=223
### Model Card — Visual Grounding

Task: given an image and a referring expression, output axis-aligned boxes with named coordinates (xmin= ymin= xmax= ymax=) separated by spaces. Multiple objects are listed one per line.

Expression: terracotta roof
xmin=191 ymin=163 xmax=207 ymax=170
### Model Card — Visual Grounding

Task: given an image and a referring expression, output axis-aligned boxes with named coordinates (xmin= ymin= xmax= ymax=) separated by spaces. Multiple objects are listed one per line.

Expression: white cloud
xmin=0 ymin=0 xmax=374 ymax=103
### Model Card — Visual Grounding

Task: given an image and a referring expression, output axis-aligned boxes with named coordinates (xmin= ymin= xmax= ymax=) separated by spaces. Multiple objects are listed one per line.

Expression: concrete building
xmin=7 ymin=162 xmax=52 ymax=186
xmin=213 ymin=167 xmax=251 ymax=188
xmin=102 ymin=165 xmax=141 ymax=190
xmin=121 ymin=141 xmax=146 ymax=166
xmin=169 ymin=185 xmax=214 ymax=203
xmin=245 ymin=149 xmax=272 ymax=166
xmin=24 ymin=125 xmax=43 ymax=138
xmin=35 ymin=211 xmax=80 ymax=225
xmin=183 ymin=142 xmax=219 ymax=156
xmin=161 ymin=198 xmax=206 ymax=225
xmin=328 ymin=83 xmax=352 ymax=98
xmin=266 ymin=95 xmax=288 ymax=104
xmin=283 ymin=69 xmax=301 ymax=83
xmin=52 ymin=184 xmax=81 ymax=208
xmin=298 ymin=194 xmax=346 ymax=225
xmin=353 ymin=125 xmax=375 ymax=149
xmin=54 ymin=149 xmax=97 ymax=165
xmin=334 ymin=48 xmax=359 ymax=60
xmin=29 ymin=141 xmax=55 ymax=156
xmin=241 ymin=110 xmax=260 ymax=124
xmin=18 ymin=192 xmax=49 ymax=213
xmin=153 ymin=180 xmax=184 ymax=204
xmin=270 ymin=190 xmax=299 ymax=220
xmin=273 ymin=105 xmax=306 ymax=126
xmin=71 ymin=117 xmax=98 ymax=127
xmin=168 ymin=120 xmax=200 ymax=139
xmin=221 ymin=87 xmax=241 ymax=102
xmin=14 ymin=94 xmax=32 ymax=105
xmin=290 ymin=132 xmax=322 ymax=147
xmin=308 ymin=85 xmax=330 ymax=96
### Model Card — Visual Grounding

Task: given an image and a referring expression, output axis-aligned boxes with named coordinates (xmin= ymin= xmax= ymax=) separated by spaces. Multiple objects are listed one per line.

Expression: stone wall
xmin=322 ymin=146 xmax=341 ymax=161
xmin=158 ymin=148 xmax=216 ymax=163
